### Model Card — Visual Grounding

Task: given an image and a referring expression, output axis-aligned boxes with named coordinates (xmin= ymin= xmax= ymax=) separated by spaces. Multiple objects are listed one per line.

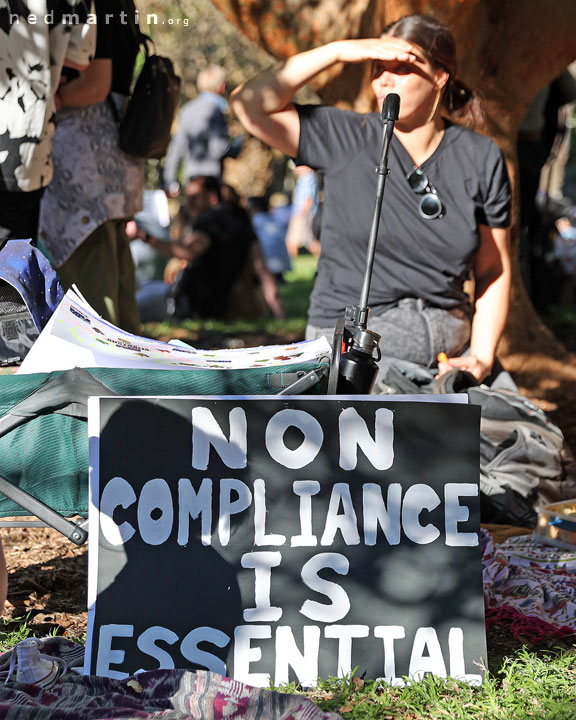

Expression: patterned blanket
xmin=0 ymin=665 xmax=340 ymax=720
xmin=1 ymin=529 xmax=572 ymax=715
xmin=482 ymin=529 xmax=576 ymax=641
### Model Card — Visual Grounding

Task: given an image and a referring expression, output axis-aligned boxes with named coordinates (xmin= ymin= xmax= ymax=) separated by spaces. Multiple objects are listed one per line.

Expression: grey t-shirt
xmin=296 ymin=104 xmax=511 ymax=326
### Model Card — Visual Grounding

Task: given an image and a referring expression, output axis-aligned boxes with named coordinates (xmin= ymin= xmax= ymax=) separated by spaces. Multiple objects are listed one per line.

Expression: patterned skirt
xmin=39 ymin=99 xmax=144 ymax=267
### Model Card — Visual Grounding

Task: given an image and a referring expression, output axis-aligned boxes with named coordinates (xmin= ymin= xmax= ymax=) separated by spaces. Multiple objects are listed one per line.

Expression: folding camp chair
xmin=0 ymin=363 xmax=329 ymax=545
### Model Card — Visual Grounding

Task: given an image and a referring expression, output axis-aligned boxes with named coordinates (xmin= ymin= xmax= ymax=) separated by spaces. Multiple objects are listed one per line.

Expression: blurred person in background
xmin=285 ymin=164 xmax=320 ymax=258
xmin=247 ymin=195 xmax=292 ymax=282
xmin=517 ymin=68 xmax=576 ymax=305
xmin=140 ymin=176 xmax=284 ymax=321
xmin=163 ymin=65 xmax=242 ymax=197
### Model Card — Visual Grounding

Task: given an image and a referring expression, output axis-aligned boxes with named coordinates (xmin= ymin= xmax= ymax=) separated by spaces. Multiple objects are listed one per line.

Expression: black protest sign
xmin=86 ymin=395 xmax=485 ymax=687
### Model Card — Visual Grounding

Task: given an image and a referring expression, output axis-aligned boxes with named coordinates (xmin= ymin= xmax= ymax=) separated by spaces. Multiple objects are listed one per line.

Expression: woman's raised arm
xmin=230 ymin=38 xmax=416 ymax=157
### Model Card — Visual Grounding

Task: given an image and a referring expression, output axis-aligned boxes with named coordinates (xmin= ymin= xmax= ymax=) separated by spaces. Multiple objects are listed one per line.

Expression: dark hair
xmin=220 ymin=182 xmax=241 ymax=207
xmin=188 ymin=175 xmax=222 ymax=199
xmin=382 ymin=15 xmax=484 ymax=127
xmin=247 ymin=195 xmax=269 ymax=214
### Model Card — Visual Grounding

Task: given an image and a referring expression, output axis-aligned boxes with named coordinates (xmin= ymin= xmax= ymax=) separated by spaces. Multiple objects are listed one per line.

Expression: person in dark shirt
xmin=173 ymin=177 xmax=257 ymax=318
xmin=38 ymin=0 xmax=144 ymax=334
xmin=143 ymin=176 xmax=284 ymax=320
xmin=231 ymin=14 xmax=512 ymax=385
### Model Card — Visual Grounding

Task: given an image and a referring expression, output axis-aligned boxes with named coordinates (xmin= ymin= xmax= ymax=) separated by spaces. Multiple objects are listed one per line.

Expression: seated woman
xmin=231 ymin=14 xmax=511 ymax=384
xmin=139 ymin=176 xmax=285 ymax=321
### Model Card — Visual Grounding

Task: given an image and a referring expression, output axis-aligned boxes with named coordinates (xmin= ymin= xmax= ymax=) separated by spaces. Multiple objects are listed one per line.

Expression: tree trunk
xmin=212 ymin=0 xmax=576 ymax=359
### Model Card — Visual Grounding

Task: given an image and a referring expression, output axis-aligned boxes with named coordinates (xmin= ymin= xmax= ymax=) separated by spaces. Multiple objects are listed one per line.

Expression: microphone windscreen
xmin=382 ymin=93 xmax=400 ymax=121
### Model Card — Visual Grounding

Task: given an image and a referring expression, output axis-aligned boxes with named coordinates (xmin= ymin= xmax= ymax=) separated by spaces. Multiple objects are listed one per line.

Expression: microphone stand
xmin=328 ymin=93 xmax=400 ymax=395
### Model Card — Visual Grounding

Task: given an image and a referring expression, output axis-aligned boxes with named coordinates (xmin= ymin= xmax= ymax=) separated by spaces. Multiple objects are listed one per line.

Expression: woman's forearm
xmin=57 ymin=58 xmax=112 ymax=108
xmin=470 ymin=271 xmax=510 ymax=369
xmin=231 ymin=37 xmax=415 ymax=114
xmin=231 ymin=42 xmax=341 ymax=116
xmin=442 ymin=226 xmax=511 ymax=382
xmin=468 ymin=225 xmax=511 ymax=377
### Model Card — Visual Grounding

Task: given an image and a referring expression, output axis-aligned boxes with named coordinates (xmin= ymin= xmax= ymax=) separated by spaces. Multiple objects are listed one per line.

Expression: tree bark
xmin=212 ymin=0 xmax=576 ymax=358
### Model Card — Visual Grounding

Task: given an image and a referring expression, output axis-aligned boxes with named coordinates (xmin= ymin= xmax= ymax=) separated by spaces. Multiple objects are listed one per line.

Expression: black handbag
xmin=115 ymin=32 xmax=181 ymax=160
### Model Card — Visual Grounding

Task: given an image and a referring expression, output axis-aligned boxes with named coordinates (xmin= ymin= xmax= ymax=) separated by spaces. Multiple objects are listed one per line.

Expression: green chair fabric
xmin=0 ymin=364 xmax=327 ymax=518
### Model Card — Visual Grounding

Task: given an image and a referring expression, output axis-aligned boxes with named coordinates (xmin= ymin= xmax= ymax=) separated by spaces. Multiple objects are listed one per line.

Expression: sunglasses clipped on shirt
xmin=406 ymin=167 xmax=444 ymax=219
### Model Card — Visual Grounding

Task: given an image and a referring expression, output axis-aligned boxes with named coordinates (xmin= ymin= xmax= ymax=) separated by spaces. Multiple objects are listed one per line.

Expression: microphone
xmin=381 ymin=93 xmax=400 ymax=123
xmin=381 ymin=93 xmax=399 ymax=148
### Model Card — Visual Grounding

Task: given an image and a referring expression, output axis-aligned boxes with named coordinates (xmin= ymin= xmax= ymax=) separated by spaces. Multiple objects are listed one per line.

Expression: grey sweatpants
xmin=306 ymin=298 xmax=471 ymax=391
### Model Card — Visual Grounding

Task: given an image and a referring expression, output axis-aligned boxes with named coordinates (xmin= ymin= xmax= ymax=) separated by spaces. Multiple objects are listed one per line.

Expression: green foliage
xmin=137 ymin=0 xmax=271 ymax=99
xmin=0 ymin=613 xmax=32 ymax=651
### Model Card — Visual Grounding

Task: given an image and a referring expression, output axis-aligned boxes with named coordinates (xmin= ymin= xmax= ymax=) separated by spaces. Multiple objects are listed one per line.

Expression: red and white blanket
xmin=482 ymin=529 xmax=576 ymax=642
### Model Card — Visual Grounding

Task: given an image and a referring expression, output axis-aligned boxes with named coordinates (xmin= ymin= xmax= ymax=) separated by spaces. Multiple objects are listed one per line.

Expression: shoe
xmin=12 ymin=639 xmax=64 ymax=688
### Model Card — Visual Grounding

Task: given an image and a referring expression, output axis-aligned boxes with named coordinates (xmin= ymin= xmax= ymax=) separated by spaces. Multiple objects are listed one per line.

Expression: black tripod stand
xmin=327 ymin=93 xmax=401 ymax=394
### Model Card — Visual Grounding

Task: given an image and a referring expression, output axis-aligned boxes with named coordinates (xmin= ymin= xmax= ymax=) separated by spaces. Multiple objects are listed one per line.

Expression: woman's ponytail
xmin=444 ymin=77 xmax=486 ymax=130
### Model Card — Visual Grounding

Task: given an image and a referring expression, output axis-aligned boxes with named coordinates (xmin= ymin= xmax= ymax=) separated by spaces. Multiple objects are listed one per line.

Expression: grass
xmin=0 ymin=613 xmax=33 ymax=651
xmin=143 ymin=254 xmax=318 ymax=345
xmin=276 ymin=646 xmax=576 ymax=719
xmin=279 ymin=253 xmax=319 ymax=318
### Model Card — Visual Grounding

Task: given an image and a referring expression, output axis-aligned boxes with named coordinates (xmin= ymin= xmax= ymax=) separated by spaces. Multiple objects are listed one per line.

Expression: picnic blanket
xmin=482 ymin=529 xmax=576 ymax=642
xmin=0 ymin=663 xmax=340 ymax=720
xmin=0 ymin=638 xmax=340 ymax=720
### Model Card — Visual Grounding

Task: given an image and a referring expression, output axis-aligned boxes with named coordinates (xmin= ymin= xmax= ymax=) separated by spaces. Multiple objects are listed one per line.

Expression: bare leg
xmin=0 ymin=538 xmax=7 ymax=613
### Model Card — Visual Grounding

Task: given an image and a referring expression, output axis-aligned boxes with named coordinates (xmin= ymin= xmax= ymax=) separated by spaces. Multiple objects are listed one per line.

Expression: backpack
xmin=463 ymin=385 xmax=573 ymax=527
xmin=0 ymin=240 xmax=63 ymax=365
xmin=118 ymin=39 xmax=181 ymax=159
xmin=109 ymin=8 xmax=181 ymax=160
xmin=0 ymin=281 xmax=37 ymax=366
xmin=378 ymin=361 xmax=576 ymax=527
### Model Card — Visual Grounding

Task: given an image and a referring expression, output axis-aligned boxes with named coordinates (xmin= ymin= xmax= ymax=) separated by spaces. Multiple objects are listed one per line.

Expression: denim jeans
xmin=306 ymin=298 xmax=471 ymax=371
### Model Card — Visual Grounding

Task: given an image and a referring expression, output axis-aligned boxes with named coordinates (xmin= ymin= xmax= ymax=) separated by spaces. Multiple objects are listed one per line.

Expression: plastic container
xmin=534 ymin=499 xmax=576 ymax=550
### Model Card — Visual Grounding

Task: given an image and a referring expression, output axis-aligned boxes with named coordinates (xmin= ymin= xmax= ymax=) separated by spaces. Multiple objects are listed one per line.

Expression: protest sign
xmin=86 ymin=395 xmax=485 ymax=687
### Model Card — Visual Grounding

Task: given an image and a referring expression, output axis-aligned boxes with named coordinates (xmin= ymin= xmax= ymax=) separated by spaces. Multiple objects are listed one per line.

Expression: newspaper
xmin=17 ymin=287 xmax=331 ymax=374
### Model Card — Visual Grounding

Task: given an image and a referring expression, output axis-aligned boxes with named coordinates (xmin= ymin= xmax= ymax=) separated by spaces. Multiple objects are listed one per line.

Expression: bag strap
xmin=119 ymin=0 xmax=155 ymax=57
xmin=133 ymin=29 xmax=155 ymax=57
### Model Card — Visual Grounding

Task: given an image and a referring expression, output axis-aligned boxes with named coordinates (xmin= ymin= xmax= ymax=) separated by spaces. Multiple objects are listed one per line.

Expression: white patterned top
xmin=0 ymin=1 xmax=96 ymax=192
